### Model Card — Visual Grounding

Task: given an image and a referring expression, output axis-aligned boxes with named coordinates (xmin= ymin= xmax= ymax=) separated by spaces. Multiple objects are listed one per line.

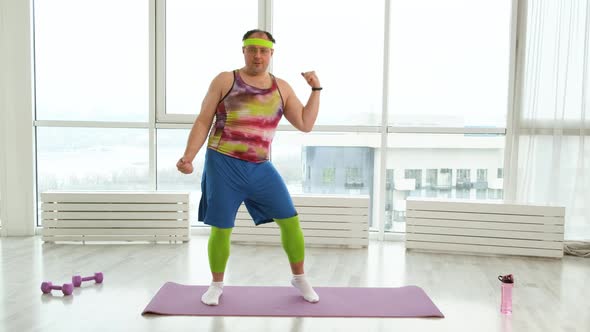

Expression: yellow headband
xmin=243 ymin=38 xmax=274 ymax=49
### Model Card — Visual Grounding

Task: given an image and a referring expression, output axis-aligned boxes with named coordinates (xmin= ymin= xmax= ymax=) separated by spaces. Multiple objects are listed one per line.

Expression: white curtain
xmin=506 ymin=0 xmax=590 ymax=246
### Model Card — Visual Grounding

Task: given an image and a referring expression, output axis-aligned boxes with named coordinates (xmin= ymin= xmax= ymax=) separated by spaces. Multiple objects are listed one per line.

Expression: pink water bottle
xmin=498 ymin=274 xmax=514 ymax=314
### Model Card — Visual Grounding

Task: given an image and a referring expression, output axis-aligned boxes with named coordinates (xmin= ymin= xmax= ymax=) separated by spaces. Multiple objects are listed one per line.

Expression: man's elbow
xmin=300 ymin=124 xmax=314 ymax=133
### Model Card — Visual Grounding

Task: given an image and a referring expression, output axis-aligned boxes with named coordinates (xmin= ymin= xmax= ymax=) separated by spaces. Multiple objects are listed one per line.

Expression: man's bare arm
xmin=181 ymin=72 xmax=233 ymax=163
xmin=280 ymin=73 xmax=321 ymax=133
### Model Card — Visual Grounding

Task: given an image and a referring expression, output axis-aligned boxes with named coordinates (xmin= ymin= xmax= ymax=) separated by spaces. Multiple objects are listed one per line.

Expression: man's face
xmin=242 ymin=34 xmax=274 ymax=73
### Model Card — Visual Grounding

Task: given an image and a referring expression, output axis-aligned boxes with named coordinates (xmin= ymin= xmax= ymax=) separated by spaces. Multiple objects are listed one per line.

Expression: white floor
xmin=0 ymin=235 xmax=588 ymax=332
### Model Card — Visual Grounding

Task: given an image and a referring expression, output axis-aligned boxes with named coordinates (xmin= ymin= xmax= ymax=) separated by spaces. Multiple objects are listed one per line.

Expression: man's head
xmin=242 ymin=29 xmax=276 ymax=43
xmin=242 ymin=29 xmax=275 ymax=75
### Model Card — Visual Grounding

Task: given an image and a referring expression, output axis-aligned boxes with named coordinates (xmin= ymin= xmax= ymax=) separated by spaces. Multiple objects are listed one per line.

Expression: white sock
xmin=291 ymin=274 xmax=319 ymax=303
xmin=201 ymin=281 xmax=224 ymax=306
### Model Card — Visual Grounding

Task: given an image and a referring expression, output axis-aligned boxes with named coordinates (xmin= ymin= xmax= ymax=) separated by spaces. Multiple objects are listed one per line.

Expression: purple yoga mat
xmin=142 ymin=282 xmax=444 ymax=318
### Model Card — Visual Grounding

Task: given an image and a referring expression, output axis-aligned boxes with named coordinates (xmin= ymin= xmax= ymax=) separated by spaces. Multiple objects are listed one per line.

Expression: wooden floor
xmin=0 ymin=236 xmax=588 ymax=332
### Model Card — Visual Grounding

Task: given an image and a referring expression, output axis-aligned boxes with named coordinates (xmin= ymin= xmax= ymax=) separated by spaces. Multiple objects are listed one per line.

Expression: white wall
xmin=0 ymin=0 xmax=36 ymax=236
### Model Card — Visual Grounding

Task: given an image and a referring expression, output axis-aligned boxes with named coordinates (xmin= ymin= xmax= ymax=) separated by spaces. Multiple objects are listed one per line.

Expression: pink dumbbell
xmin=41 ymin=281 xmax=74 ymax=296
xmin=72 ymin=272 xmax=103 ymax=287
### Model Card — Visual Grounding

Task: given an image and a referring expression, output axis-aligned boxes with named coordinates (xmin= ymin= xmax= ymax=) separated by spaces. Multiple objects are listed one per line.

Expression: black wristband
xmin=312 ymin=87 xmax=323 ymax=91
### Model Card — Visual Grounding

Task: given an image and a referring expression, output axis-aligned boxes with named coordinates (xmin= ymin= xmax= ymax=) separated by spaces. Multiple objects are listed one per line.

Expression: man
xmin=177 ymin=29 xmax=322 ymax=306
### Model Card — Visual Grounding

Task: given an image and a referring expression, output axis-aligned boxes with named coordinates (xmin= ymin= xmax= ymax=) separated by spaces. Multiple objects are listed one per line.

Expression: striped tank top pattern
xmin=207 ymin=70 xmax=284 ymax=162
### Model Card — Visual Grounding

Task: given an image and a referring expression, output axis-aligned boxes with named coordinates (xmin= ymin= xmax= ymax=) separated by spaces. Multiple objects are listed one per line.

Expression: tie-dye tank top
xmin=206 ymin=70 xmax=284 ymax=162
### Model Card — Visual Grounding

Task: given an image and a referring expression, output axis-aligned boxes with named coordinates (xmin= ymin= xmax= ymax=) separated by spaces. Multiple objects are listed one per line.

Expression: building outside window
xmin=322 ymin=168 xmax=336 ymax=185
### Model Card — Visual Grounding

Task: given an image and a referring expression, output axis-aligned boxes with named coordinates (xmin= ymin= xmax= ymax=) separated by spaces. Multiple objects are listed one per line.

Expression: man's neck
xmin=240 ymin=67 xmax=267 ymax=78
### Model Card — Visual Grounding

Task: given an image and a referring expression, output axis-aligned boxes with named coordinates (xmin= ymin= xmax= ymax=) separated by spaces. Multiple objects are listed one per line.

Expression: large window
xmin=273 ymin=0 xmax=385 ymax=126
xmin=272 ymin=132 xmax=378 ymax=228
xmin=31 ymin=0 xmax=514 ymax=236
xmin=388 ymin=0 xmax=512 ymax=127
xmin=164 ymin=0 xmax=257 ymax=117
xmin=37 ymin=128 xmax=151 ymax=192
xmin=156 ymin=129 xmax=206 ymax=226
xmin=34 ymin=0 xmax=149 ymax=122
xmin=384 ymin=0 xmax=511 ymax=233
xmin=36 ymin=127 xmax=150 ymax=223
xmin=385 ymin=133 xmax=505 ymax=232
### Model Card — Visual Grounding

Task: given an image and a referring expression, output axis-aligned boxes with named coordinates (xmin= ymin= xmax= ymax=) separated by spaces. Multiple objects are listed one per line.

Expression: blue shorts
xmin=198 ymin=148 xmax=297 ymax=229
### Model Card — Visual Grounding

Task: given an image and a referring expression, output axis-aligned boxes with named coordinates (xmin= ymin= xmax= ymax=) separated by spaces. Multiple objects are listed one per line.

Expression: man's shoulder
xmin=210 ymin=71 xmax=235 ymax=89
xmin=271 ymin=73 xmax=285 ymax=83
xmin=273 ymin=76 xmax=291 ymax=90
xmin=215 ymin=71 xmax=235 ymax=81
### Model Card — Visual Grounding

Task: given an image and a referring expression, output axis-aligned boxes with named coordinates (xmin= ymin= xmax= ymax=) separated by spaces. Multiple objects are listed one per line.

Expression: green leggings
xmin=208 ymin=215 xmax=305 ymax=273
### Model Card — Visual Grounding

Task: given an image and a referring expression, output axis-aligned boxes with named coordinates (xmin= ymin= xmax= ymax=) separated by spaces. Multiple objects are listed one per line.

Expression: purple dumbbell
xmin=72 ymin=272 xmax=103 ymax=287
xmin=41 ymin=281 xmax=74 ymax=296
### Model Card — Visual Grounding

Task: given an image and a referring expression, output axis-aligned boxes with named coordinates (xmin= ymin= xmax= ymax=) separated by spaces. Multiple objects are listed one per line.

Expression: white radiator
xmin=232 ymin=195 xmax=369 ymax=248
xmin=41 ymin=191 xmax=190 ymax=243
xmin=406 ymin=198 xmax=565 ymax=258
